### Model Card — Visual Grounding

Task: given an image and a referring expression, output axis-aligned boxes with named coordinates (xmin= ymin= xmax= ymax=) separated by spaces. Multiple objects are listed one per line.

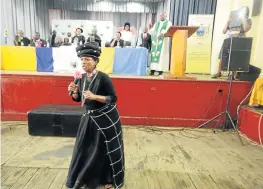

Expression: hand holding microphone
xmin=69 ymin=71 xmax=82 ymax=96
xmin=68 ymin=82 xmax=79 ymax=95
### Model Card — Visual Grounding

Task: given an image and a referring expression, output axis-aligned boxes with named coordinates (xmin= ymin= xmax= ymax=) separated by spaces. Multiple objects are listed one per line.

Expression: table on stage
xmin=1 ymin=46 xmax=148 ymax=76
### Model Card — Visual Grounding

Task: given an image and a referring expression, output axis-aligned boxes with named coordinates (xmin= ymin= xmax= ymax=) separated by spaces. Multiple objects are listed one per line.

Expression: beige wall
xmin=211 ymin=0 xmax=263 ymax=76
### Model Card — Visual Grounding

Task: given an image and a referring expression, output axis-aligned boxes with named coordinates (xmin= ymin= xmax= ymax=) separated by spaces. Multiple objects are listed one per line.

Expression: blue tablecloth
xmin=36 ymin=48 xmax=54 ymax=72
xmin=113 ymin=48 xmax=148 ymax=76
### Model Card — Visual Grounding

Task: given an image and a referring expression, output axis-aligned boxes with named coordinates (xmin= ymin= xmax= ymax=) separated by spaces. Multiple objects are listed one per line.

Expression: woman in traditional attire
xmin=120 ymin=22 xmax=133 ymax=47
xmin=72 ymin=28 xmax=86 ymax=46
xmin=67 ymin=42 xmax=125 ymax=189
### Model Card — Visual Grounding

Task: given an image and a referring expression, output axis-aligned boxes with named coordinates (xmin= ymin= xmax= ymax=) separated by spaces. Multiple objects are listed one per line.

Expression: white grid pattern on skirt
xmin=90 ymin=105 xmax=124 ymax=189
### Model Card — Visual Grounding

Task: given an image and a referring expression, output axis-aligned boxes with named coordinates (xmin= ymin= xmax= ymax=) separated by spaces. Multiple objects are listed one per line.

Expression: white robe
xmin=149 ymin=20 xmax=172 ymax=72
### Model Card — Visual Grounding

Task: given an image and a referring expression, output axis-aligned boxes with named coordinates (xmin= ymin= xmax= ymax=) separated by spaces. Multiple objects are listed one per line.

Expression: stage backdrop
xmin=51 ymin=20 xmax=114 ymax=46
xmin=186 ymin=14 xmax=214 ymax=74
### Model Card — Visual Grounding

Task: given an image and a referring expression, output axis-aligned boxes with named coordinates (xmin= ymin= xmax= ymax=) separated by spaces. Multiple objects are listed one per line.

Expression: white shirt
xmin=121 ymin=30 xmax=133 ymax=43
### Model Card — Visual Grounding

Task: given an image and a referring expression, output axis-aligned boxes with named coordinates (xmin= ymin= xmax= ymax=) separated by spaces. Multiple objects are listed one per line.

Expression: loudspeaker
xmin=237 ymin=65 xmax=261 ymax=82
xmin=222 ymin=37 xmax=253 ymax=72
xmin=28 ymin=104 xmax=84 ymax=137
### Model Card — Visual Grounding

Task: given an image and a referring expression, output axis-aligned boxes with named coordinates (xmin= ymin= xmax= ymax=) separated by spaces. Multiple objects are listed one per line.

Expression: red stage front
xmin=238 ymin=106 xmax=263 ymax=144
xmin=1 ymin=72 xmax=253 ymax=127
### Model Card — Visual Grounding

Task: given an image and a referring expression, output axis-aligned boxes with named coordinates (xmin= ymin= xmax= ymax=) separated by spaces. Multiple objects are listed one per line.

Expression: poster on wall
xmin=51 ymin=20 xmax=114 ymax=46
xmin=186 ymin=15 xmax=214 ymax=74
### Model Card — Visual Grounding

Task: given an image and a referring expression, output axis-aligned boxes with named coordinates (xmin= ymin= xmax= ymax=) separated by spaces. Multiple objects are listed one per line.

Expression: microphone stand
xmin=198 ymin=71 xmax=244 ymax=145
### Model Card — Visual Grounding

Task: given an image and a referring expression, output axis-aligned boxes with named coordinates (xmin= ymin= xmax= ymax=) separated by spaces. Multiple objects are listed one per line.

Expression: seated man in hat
xmin=72 ymin=28 xmax=86 ymax=46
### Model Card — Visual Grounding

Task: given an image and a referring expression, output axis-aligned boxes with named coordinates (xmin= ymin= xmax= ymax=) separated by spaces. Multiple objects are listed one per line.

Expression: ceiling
xmin=59 ymin=0 xmax=165 ymax=2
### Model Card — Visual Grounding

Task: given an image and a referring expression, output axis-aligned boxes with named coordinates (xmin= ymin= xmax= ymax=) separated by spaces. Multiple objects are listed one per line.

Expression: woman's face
xmin=125 ymin=25 xmax=130 ymax=31
xmin=81 ymin=57 xmax=96 ymax=73
xmin=76 ymin=29 xmax=81 ymax=35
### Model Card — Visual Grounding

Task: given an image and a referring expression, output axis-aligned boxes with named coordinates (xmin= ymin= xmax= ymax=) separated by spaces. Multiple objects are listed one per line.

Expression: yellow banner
xmin=186 ymin=15 xmax=214 ymax=74
xmin=96 ymin=48 xmax=115 ymax=74
xmin=1 ymin=46 xmax=37 ymax=71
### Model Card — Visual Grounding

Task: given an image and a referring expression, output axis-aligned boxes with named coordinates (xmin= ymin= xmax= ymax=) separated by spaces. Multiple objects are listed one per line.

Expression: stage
xmin=1 ymin=71 xmax=253 ymax=127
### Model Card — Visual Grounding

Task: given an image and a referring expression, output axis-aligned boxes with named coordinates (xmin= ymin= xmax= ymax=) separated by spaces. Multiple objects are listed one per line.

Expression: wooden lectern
xmin=164 ymin=26 xmax=199 ymax=78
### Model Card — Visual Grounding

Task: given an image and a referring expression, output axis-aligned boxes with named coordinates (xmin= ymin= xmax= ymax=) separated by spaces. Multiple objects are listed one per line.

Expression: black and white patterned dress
xmin=66 ymin=71 xmax=125 ymax=189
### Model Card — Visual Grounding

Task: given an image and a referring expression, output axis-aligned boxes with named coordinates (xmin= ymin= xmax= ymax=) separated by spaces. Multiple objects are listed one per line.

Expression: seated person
xmin=72 ymin=28 xmax=85 ymax=45
xmin=121 ymin=22 xmax=134 ymax=46
xmin=14 ymin=30 xmax=30 ymax=46
xmin=30 ymin=32 xmax=47 ymax=47
xmin=48 ymin=30 xmax=57 ymax=47
xmin=62 ymin=38 xmax=72 ymax=46
xmin=67 ymin=32 xmax=72 ymax=43
xmin=87 ymin=28 xmax=101 ymax=47
xmin=110 ymin=32 xmax=124 ymax=48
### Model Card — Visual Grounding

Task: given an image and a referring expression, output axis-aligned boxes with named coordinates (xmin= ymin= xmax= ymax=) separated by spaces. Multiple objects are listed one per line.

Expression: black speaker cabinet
xmin=28 ymin=104 xmax=85 ymax=137
xmin=222 ymin=37 xmax=253 ymax=72
xmin=237 ymin=65 xmax=262 ymax=82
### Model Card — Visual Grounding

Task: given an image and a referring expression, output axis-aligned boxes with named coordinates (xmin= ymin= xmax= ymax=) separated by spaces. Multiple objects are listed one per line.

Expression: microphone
xmin=69 ymin=71 xmax=82 ymax=96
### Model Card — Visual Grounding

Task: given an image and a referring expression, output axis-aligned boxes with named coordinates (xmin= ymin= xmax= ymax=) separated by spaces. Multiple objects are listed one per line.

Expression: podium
xmin=164 ymin=26 xmax=199 ymax=78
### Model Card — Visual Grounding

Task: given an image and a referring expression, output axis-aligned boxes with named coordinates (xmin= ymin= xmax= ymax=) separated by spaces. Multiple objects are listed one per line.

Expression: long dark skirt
xmin=66 ymin=105 xmax=124 ymax=189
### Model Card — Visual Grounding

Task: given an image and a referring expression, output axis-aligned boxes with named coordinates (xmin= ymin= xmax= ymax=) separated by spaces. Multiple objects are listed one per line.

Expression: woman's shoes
xmin=211 ymin=73 xmax=221 ymax=79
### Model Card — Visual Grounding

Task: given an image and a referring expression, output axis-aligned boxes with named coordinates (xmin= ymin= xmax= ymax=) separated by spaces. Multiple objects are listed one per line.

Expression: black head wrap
xmin=76 ymin=28 xmax=83 ymax=33
xmin=76 ymin=42 xmax=101 ymax=59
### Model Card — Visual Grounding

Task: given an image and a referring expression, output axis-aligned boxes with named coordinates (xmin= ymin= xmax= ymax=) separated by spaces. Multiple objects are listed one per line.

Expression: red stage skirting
xmin=1 ymin=72 xmax=253 ymax=127
xmin=238 ymin=106 xmax=263 ymax=144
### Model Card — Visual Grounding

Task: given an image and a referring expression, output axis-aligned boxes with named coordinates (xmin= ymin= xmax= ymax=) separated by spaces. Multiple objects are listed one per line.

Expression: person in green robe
xmin=148 ymin=12 xmax=172 ymax=76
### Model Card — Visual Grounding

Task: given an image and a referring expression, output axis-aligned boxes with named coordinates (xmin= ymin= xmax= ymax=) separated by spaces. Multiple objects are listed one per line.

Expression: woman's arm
xmin=110 ymin=39 xmax=115 ymax=47
xmin=85 ymin=74 xmax=117 ymax=104
xmin=102 ymin=74 xmax=117 ymax=104
xmin=242 ymin=19 xmax=252 ymax=32
xmin=223 ymin=20 xmax=230 ymax=34
xmin=148 ymin=23 xmax=155 ymax=35
xmin=94 ymin=95 xmax=107 ymax=103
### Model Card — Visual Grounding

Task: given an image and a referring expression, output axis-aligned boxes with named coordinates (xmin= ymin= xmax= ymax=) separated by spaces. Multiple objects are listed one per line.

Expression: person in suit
xmin=14 ymin=30 xmax=30 ymax=46
xmin=140 ymin=27 xmax=151 ymax=51
xmin=87 ymin=28 xmax=101 ymax=47
xmin=30 ymin=32 xmax=47 ymax=47
xmin=48 ymin=30 xmax=57 ymax=47
xmin=110 ymin=32 xmax=124 ymax=48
